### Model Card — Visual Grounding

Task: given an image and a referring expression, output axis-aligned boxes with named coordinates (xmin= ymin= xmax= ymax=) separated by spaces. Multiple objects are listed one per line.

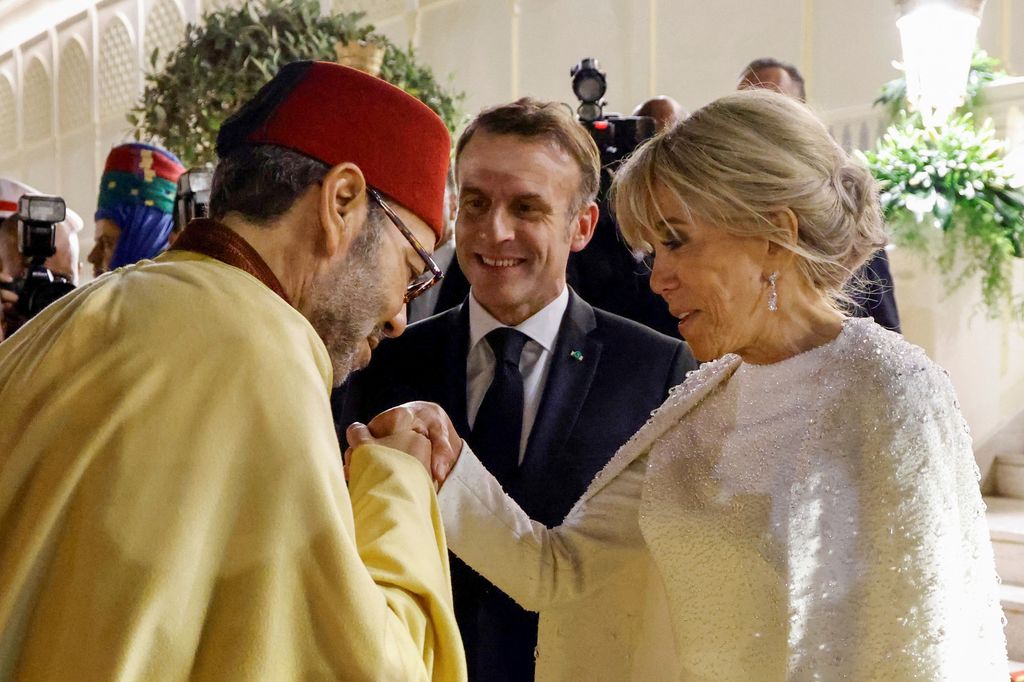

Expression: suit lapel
xmin=521 ymin=291 xmax=601 ymax=470
xmin=433 ymin=257 xmax=470 ymax=314
xmin=443 ymin=303 xmax=472 ymax=435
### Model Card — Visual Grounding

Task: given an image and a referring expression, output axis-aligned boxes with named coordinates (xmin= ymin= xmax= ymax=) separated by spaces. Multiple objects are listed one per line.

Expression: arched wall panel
xmin=59 ymin=38 xmax=91 ymax=131
xmin=98 ymin=16 xmax=137 ymax=121
xmin=144 ymin=0 xmax=185 ymax=72
xmin=0 ymin=73 xmax=15 ymax=149
xmin=22 ymin=58 xmax=52 ymax=143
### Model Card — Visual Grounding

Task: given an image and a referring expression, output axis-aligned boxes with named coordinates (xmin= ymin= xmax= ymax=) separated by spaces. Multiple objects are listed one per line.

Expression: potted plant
xmin=859 ymin=52 xmax=1024 ymax=319
xmin=130 ymin=0 xmax=464 ymax=167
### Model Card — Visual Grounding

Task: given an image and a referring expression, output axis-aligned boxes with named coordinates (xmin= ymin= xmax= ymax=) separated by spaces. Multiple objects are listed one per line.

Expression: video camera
xmin=0 ymin=195 xmax=75 ymax=320
xmin=565 ymin=58 xmax=680 ymax=339
xmin=570 ymin=58 xmax=656 ymax=182
xmin=174 ymin=168 xmax=213 ymax=231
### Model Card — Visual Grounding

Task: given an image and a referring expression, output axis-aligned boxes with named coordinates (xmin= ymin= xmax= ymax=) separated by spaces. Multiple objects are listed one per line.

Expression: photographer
xmin=170 ymin=167 xmax=213 ymax=246
xmin=631 ymin=95 xmax=685 ymax=132
xmin=0 ymin=179 xmax=81 ymax=340
xmin=566 ymin=59 xmax=681 ymax=337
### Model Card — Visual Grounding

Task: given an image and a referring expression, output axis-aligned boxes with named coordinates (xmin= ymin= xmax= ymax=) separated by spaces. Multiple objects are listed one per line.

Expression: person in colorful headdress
xmin=0 ymin=62 xmax=465 ymax=680
xmin=88 ymin=142 xmax=185 ymax=278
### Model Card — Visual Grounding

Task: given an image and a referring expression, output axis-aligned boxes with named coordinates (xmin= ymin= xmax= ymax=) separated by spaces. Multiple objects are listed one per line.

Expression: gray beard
xmin=306 ymin=211 xmax=387 ymax=387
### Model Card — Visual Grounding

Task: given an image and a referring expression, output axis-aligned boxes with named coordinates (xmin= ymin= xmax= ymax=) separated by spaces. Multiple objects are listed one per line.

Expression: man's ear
xmin=319 ymin=162 xmax=368 ymax=258
xmin=765 ymin=207 xmax=799 ymax=263
xmin=569 ymin=201 xmax=600 ymax=253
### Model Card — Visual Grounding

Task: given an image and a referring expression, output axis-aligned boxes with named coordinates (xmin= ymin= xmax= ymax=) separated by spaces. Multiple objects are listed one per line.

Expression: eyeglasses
xmin=366 ymin=187 xmax=444 ymax=303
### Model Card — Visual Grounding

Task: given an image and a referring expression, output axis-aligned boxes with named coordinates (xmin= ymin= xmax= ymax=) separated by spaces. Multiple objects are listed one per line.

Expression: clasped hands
xmin=345 ymin=401 xmax=463 ymax=487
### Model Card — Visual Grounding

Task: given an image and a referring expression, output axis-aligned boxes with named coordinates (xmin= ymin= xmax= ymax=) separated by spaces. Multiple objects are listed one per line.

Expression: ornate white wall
xmin=0 ymin=0 xmax=206 ymax=256
xmin=1 ymin=0 xmax=1022 ymax=467
xmin=2 ymin=0 xmax=1021 ymax=249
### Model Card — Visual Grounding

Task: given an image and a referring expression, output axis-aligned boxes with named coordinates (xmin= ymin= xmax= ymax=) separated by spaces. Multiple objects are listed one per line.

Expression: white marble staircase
xmin=986 ymin=453 xmax=1024 ymax=672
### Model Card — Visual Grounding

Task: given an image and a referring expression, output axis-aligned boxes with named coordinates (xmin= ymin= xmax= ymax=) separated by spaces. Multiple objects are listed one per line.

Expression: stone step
xmin=1006 ymin=584 xmax=1024 ymax=663
xmin=997 ymin=454 xmax=1024 ymax=500
xmin=986 ymin=495 xmax=1024 ymax=586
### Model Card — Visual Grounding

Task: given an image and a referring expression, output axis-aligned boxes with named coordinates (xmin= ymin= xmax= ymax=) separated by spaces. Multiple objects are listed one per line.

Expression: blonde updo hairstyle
xmin=612 ymin=88 xmax=886 ymax=312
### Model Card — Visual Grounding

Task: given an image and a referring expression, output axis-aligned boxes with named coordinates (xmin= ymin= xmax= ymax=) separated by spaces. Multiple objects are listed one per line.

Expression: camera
xmin=570 ymin=58 xmax=656 ymax=177
xmin=0 ymin=195 xmax=76 ymax=322
xmin=565 ymin=58 xmax=680 ymax=338
xmin=174 ymin=167 xmax=213 ymax=231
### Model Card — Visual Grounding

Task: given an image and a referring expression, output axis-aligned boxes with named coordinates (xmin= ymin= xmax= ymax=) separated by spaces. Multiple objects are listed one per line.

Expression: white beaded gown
xmin=438 ymin=318 xmax=1008 ymax=681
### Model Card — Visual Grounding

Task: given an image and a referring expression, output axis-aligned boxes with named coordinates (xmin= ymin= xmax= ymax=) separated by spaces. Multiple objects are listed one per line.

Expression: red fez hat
xmin=217 ymin=61 xmax=450 ymax=240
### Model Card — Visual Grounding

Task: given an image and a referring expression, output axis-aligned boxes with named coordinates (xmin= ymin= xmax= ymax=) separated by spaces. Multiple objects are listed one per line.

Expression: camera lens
xmin=570 ymin=58 xmax=607 ymax=105
xmin=574 ymin=76 xmax=605 ymax=103
xmin=25 ymin=280 xmax=75 ymax=317
xmin=577 ymin=102 xmax=603 ymax=122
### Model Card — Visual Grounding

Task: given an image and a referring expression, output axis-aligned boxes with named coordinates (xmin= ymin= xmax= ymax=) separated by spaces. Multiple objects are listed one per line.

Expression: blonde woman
xmin=351 ymin=89 xmax=1008 ymax=681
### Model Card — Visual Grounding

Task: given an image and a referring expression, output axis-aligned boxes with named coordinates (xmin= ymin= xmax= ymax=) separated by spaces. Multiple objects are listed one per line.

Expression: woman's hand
xmin=349 ymin=402 xmax=463 ymax=485
xmin=345 ymin=413 xmax=432 ymax=479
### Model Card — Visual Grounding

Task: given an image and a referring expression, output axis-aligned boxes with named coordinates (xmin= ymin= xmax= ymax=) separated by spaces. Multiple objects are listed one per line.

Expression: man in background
xmin=340 ymin=97 xmax=695 ymax=681
xmin=563 ymin=94 xmax=683 ymax=338
xmin=632 ymin=95 xmax=686 ymax=132
xmin=738 ymin=57 xmax=806 ymax=100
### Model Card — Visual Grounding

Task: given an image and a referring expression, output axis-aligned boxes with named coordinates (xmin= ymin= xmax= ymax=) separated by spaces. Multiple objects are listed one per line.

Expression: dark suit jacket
xmin=431 ymin=256 xmax=470 ymax=317
xmin=851 ymin=249 xmax=901 ymax=333
xmin=567 ymin=202 xmax=681 ymax=338
xmin=334 ymin=291 xmax=696 ymax=681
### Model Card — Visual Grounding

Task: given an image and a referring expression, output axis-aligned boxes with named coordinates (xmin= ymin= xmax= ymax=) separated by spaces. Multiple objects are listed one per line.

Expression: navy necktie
xmin=472 ymin=328 xmax=529 ymax=486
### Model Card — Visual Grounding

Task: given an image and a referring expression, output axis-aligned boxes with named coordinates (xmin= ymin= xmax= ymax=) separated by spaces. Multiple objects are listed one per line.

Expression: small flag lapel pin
xmin=570 ymin=350 xmax=584 ymax=362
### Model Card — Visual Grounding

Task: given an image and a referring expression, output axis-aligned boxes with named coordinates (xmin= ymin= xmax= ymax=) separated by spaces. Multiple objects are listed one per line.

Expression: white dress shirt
xmin=466 ymin=286 xmax=569 ymax=463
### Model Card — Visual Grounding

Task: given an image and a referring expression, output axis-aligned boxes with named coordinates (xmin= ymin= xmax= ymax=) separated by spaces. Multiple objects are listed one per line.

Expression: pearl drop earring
xmin=767 ymin=271 xmax=779 ymax=312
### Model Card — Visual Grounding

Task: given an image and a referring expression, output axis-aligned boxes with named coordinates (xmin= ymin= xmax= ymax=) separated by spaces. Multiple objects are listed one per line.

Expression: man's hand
xmin=0 ymin=273 xmax=19 ymax=341
xmin=361 ymin=402 xmax=463 ymax=485
xmin=345 ymin=409 xmax=433 ymax=480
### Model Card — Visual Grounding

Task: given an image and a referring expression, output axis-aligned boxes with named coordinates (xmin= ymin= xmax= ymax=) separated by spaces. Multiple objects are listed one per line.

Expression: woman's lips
xmin=676 ymin=310 xmax=698 ymax=332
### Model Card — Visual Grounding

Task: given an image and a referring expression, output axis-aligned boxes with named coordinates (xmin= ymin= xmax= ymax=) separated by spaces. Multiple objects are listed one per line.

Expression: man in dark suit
xmin=336 ymin=98 xmax=696 ymax=681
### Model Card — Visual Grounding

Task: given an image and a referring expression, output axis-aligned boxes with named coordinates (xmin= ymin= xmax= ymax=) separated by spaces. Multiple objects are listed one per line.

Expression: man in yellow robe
xmin=0 ymin=61 xmax=466 ymax=680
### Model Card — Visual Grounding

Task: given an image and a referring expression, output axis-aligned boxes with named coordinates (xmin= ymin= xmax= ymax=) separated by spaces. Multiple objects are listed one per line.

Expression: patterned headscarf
xmin=95 ymin=143 xmax=185 ymax=269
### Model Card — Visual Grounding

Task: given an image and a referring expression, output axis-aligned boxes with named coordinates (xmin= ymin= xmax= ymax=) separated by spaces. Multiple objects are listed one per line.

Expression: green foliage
xmin=859 ymin=114 xmax=1024 ymax=317
xmin=129 ymin=0 xmax=464 ymax=167
xmin=865 ymin=50 xmax=1023 ymax=319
